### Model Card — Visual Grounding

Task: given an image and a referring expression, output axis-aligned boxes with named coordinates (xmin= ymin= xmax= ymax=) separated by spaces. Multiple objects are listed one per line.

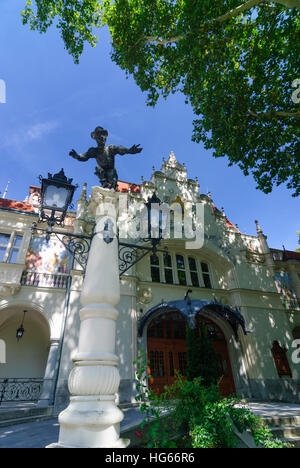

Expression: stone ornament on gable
xmin=244 ymin=250 xmax=265 ymax=264
xmin=137 ymin=286 xmax=153 ymax=304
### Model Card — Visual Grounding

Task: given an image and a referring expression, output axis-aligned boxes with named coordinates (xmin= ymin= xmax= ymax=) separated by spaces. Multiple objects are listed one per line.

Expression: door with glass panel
xmin=147 ymin=311 xmax=187 ymax=394
xmin=147 ymin=311 xmax=236 ymax=396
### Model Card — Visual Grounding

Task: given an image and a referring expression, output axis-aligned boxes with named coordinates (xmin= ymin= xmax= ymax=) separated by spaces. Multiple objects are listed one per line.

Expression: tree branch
xmin=145 ymin=36 xmax=183 ymax=45
xmin=248 ymin=109 xmax=300 ymax=119
xmin=143 ymin=0 xmax=299 ymax=46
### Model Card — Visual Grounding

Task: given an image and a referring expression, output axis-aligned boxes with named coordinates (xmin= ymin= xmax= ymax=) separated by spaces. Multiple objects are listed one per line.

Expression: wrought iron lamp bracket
xmin=31 ymin=222 xmax=93 ymax=271
xmin=118 ymin=238 xmax=166 ymax=276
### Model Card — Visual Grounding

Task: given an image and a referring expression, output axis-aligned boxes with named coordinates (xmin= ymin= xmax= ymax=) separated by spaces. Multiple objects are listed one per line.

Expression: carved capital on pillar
xmin=88 ymin=186 xmax=119 ymax=221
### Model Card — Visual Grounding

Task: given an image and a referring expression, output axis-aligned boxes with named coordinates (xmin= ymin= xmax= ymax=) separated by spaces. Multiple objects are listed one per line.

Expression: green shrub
xmin=134 ymin=352 xmax=291 ymax=449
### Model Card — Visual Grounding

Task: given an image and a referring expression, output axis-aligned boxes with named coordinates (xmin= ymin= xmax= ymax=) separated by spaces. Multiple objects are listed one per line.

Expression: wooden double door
xmin=147 ymin=311 xmax=236 ymax=396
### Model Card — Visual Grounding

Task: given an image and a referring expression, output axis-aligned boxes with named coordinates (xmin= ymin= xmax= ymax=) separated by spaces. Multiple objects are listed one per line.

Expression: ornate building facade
xmin=0 ymin=152 xmax=299 ymax=411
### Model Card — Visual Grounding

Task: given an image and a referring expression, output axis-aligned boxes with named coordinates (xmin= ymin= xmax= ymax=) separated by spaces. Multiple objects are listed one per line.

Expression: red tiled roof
xmin=0 ymin=198 xmax=35 ymax=213
xmin=212 ymin=204 xmax=237 ymax=230
xmin=283 ymin=250 xmax=300 ymax=261
xmin=116 ymin=180 xmax=141 ymax=193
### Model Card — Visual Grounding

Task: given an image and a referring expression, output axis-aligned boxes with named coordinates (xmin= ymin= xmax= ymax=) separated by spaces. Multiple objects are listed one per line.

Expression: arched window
xmin=292 ymin=327 xmax=300 ymax=341
xmin=271 ymin=341 xmax=292 ymax=378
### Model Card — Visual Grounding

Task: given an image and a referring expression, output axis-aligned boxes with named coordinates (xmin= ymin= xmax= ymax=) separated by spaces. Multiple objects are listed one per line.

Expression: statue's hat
xmin=91 ymin=126 xmax=108 ymax=139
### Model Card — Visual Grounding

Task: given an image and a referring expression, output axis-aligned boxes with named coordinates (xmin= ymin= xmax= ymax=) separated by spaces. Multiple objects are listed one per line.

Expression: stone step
xmin=270 ymin=425 xmax=300 ymax=439
xmin=278 ymin=437 xmax=300 ymax=449
xmin=0 ymin=407 xmax=53 ymax=427
xmin=262 ymin=415 xmax=300 ymax=427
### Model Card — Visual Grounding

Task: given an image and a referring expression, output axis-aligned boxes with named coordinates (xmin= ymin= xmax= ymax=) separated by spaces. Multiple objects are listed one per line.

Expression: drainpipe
xmin=49 ymin=261 xmax=73 ymax=407
xmin=50 ymin=184 xmax=89 ymax=407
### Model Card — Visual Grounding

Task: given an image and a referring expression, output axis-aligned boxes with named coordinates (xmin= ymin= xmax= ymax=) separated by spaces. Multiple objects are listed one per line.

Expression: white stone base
xmin=49 ymin=395 xmax=129 ymax=449
xmin=46 ymin=439 xmax=130 ymax=449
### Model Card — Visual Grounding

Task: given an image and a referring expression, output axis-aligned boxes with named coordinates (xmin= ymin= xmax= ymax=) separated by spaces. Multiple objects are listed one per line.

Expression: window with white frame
xmin=150 ymin=252 xmax=213 ymax=289
xmin=176 ymin=254 xmax=187 ymax=286
xmin=150 ymin=253 xmax=161 ymax=283
xmin=201 ymin=262 xmax=212 ymax=289
xmin=164 ymin=253 xmax=173 ymax=284
xmin=0 ymin=232 xmax=23 ymax=263
xmin=188 ymin=256 xmax=200 ymax=287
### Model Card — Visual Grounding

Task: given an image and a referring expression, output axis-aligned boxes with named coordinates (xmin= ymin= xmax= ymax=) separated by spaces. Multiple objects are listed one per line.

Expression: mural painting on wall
xmin=25 ymin=236 xmax=70 ymax=274
xmin=274 ymin=272 xmax=299 ymax=310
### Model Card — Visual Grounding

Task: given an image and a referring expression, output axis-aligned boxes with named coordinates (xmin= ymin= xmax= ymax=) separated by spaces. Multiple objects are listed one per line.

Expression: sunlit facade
xmin=0 ymin=152 xmax=299 ymax=413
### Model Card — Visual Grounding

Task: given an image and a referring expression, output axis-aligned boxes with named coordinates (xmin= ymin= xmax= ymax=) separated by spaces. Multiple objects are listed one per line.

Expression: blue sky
xmin=0 ymin=1 xmax=299 ymax=250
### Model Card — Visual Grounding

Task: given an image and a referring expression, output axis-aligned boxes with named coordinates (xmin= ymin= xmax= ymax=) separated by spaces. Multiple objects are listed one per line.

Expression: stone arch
xmin=0 ymin=299 xmax=53 ymax=339
xmin=0 ymin=303 xmax=51 ymax=379
xmin=192 ymin=245 xmax=239 ymax=291
xmin=138 ymin=300 xmax=251 ymax=398
xmin=195 ymin=307 xmax=251 ymax=398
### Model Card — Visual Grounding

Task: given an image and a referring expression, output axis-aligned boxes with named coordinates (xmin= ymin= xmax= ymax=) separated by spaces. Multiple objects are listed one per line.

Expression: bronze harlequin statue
xmin=70 ymin=126 xmax=142 ymax=190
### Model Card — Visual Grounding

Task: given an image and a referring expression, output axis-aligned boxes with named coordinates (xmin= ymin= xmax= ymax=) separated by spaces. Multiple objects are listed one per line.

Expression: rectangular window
xmin=0 ymin=233 xmax=10 ymax=262
xmin=150 ymin=254 xmax=161 ymax=282
xmin=188 ymin=257 xmax=199 ymax=287
xmin=201 ymin=262 xmax=212 ymax=289
xmin=0 ymin=233 xmax=23 ymax=264
xmin=176 ymin=254 xmax=187 ymax=285
xmin=164 ymin=253 xmax=173 ymax=284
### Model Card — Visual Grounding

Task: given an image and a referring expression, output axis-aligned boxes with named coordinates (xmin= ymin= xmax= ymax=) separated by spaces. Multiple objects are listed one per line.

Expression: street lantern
xmin=31 ymin=169 xmax=92 ymax=269
xmin=119 ymin=192 xmax=167 ymax=276
xmin=16 ymin=311 xmax=27 ymax=342
xmin=38 ymin=169 xmax=77 ymax=241
xmin=144 ymin=192 xmax=163 ymax=245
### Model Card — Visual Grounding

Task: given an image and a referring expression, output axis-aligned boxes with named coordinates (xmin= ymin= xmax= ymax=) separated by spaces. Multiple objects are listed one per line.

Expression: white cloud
xmin=0 ymin=120 xmax=60 ymax=149
xmin=26 ymin=121 xmax=59 ymax=140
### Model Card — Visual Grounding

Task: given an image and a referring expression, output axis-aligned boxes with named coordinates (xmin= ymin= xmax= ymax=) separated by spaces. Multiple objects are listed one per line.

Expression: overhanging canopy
xmin=138 ymin=299 xmax=249 ymax=340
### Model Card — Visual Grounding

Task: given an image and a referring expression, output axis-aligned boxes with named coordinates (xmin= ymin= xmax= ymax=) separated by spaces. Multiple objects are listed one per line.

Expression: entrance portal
xmin=147 ymin=310 xmax=236 ymax=396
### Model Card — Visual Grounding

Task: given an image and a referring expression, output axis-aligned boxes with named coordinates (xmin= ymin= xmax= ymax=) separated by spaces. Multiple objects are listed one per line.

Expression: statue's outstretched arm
xmin=114 ymin=144 xmax=143 ymax=156
xmin=69 ymin=147 xmax=95 ymax=161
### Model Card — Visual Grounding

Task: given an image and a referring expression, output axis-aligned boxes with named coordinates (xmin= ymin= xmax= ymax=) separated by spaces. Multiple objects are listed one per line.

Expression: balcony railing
xmin=21 ymin=271 xmax=69 ymax=289
xmin=0 ymin=378 xmax=44 ymax=406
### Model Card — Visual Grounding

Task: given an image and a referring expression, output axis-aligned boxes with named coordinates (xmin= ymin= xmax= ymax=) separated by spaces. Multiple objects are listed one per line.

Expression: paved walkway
xmin=0 ymin=402 xmax=300 ymax=448
xmin=247 ymin=402 xmax=300 ymax=419
xmin=0 ymin=407 xmax=143 ymax=449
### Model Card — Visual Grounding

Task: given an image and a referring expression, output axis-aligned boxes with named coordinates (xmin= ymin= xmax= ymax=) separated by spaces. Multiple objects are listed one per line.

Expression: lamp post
xmin=36 ymin=174 xmax=165 ymax=447
xmin=48 ymin=186 xmax=129 ymax=448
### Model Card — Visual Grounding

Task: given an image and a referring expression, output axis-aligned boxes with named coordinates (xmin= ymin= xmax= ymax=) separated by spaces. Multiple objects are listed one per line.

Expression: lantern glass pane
xmin=44 ymin=185 xmax=69 ymax=209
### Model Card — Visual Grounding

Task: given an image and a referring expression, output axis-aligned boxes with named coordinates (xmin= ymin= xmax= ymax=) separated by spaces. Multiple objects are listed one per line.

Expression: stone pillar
xmin=255 ymin=220 xmax=275 ymax=272
xmin=48 ymin=187 xmax=128 ymax=448
xmin=74 ymin=182 xmax=88 ymax=235
xmin=38 ymin=339 xmax=60 ymax=407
